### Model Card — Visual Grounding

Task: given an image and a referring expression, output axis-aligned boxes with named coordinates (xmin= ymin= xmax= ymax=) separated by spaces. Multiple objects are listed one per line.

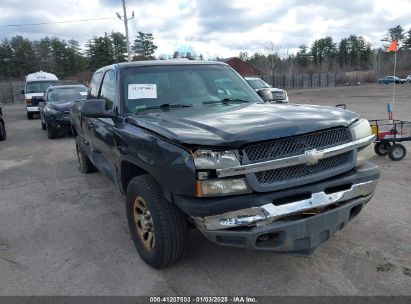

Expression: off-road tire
xmin=75 ymin=137 xmax=97 ymax=173
xmin=374 ymin=142 xmax=391 ymax=156
xmin=388 ymin=143 xmax=406 ymax=161
xmin=126 ymin=175 xmax=188 ymax=268
xmin=0 ymin=121 xmax=6 ymax=141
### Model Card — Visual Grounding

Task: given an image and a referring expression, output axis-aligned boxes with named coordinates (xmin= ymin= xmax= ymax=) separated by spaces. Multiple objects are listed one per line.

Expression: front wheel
xmin=126 ymin=175 xmax=188 ymax=268
xmin=388 ymin=144 xmax=406 ymax=161
xmin=374 ymin=142 xmax=391 ymax=156
xmin=47 ymin=123 xmax=56 ymax=139
xmin=41 ymin=120 xmax=46 ymax=130
xmin=75 ymin=137 xmax=97 ymax=173
xmin=27 ymin=112 xmax=33 ymax=120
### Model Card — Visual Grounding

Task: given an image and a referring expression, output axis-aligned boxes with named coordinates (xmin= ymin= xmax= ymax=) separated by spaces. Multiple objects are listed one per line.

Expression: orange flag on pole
xmin=387 ymin=39 xmax=398 ymax=52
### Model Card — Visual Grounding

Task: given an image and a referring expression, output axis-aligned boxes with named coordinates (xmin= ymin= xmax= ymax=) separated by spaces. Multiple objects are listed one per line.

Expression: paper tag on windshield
xmin=128 ymin=84 xmax=157 ymax=99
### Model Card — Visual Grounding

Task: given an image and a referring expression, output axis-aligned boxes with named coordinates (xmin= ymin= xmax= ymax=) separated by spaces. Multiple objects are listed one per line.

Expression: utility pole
xmin=117 ymin=0 xmax=134 ymax=62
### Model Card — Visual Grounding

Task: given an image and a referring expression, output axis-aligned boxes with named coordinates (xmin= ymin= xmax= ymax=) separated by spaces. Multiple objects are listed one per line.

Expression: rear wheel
xmin=374 ymin=142 xmax=391 ymax=156
xmin=0 ymin=121 xmax=6 ymax=141
xmin=75 ymin=137 xmax=96 ymax=173
xmin=27 ymin=112 xmax=33 ymax=120
xmin=388 ymin=144 xmax=406 ymax=161
xmin=126 ymin=175 xmax=188 ymax=268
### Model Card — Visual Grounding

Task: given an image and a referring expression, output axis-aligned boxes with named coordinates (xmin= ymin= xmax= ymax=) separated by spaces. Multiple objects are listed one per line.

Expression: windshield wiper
xmin=135 ymin=103 xmax=192 ymax=113
xmin=202 ymin=98 xmax=250 ymax=105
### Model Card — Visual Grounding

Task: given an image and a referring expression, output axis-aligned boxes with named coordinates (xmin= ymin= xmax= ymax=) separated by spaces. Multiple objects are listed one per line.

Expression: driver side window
xmin=89 ymin=72 xmax=103 ymax=99
xmin=99 ymin=70 xmax=116 ymax=111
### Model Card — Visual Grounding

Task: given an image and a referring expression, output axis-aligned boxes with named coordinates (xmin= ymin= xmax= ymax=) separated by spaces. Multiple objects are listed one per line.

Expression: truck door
xmin=86 ymin=69 xmax=117 ymax=181
xmin=81 ymin=71 xmax=103 ymax=163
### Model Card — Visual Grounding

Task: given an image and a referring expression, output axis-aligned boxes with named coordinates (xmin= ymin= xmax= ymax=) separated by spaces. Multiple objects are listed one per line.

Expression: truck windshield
xmin=26 ymin=81 xmax=60 ymax=93
xmin=246 ymin=78 xmax=271 ymax=90
xmin=47 ymin=87 xmax=88 ymax=102
xmin=122 ymin=64 xmax=260 ymax=114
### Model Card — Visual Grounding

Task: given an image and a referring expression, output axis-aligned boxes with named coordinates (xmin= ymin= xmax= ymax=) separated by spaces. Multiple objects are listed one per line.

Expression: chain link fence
xmin=0 ymin=79 xmax=82 ymax=103
xmin=261 ymin=73 xmax=336 ymax=89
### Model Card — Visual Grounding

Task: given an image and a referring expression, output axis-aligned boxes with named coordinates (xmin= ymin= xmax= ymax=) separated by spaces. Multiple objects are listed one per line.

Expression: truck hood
xmin=49 ymin=101 xmax=73 ymax=111
xmin=126 ymin=103 xmax=359 ymax=147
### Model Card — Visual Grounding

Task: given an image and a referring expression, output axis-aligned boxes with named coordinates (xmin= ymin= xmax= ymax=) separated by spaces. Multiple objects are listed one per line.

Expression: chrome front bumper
xmin=194 ymin=179 xmax=378 ymax=231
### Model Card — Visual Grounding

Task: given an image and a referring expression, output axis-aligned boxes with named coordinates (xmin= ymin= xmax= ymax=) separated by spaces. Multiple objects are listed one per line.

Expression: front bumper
xmin=175 ymin=161 xmax=379 ymax=253
xmin=47 ymin=116 xmax=72 ymax=128
xmin=197 ymin=194 xmax=373 ymax=254
xmin=195 ymin=179 xmax=377 ymax=231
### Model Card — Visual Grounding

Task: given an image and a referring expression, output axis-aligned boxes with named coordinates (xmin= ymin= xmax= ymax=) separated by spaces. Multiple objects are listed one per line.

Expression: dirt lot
xmin=0 ymin=84 xmax=410 ymax=296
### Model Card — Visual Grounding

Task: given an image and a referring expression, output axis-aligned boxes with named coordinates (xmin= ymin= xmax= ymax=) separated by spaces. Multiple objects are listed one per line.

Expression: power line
xmin=0 ymin=17 xmax=116 ymax=28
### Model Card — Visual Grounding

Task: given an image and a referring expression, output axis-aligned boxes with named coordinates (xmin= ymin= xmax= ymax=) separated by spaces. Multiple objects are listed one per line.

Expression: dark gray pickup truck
xmin=71 ymin=61 xmax=379 ymax=268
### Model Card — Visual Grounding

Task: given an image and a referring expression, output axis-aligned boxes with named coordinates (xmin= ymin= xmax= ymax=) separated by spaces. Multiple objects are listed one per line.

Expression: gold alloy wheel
xmin=133 ymin=196 xmax=155 ymax=251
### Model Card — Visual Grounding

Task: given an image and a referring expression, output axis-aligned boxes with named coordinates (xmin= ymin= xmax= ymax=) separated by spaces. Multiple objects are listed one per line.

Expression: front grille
xmin=31 ymin=96 xmax=44 ymax=106
xmin=244 ymin=127 xmax=350 ymax=163
xmin=243 ymin=127 xmax=353 ymax=189
xmin=255 ymin=151 xmax=351 ymax=184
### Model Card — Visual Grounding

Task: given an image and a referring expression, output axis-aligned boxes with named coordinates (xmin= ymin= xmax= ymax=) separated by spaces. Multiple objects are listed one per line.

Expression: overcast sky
xmin=1 ymin=0 xmax=411 ymax=58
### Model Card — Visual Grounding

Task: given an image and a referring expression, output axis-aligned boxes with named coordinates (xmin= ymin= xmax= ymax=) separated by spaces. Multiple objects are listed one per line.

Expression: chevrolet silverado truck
xmin=71 ymin=61 xmax=379 ymax=268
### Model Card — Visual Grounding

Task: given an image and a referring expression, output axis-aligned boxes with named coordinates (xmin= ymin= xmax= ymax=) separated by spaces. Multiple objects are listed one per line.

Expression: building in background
xmin=220 ymin=57 xmax=263 ymax=77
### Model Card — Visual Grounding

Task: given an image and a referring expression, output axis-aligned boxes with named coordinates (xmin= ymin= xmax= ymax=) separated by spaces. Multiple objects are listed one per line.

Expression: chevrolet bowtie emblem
xmin=304 ymin=149 xmax=324 ymax=165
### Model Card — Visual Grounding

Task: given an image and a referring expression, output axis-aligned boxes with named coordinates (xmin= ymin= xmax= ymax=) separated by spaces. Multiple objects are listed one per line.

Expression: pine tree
xmin=132 ymin=32 xmax=158 ymax=60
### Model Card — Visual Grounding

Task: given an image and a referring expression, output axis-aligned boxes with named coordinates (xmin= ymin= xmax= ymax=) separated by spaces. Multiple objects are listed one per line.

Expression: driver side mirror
xmin=79 ymin=99 xmax=115 ymax=118
xmin=257 ymin=89 xmax=273 ymax=102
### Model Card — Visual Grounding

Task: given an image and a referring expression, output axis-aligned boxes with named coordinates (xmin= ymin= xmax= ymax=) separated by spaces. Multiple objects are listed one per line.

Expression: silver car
xmin=245 ymin=77 xmax=289 ymax=103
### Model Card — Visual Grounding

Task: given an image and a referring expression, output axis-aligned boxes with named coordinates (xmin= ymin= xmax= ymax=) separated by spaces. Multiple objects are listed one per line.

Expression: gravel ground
xmin=0 ymin=84 xmax=410 ymax=296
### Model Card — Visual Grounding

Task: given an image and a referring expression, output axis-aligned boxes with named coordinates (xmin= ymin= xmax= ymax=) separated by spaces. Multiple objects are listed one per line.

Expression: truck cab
xmin=22 ymin=71 xmax=59 ymax=119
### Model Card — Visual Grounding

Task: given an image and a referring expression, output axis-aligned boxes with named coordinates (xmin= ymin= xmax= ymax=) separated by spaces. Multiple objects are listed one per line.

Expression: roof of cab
xmin=46 ymin=85 xmax=86 ymax=90
xmin=26 ymin=71 xmax=59 ymax=82
xmin=95 ymin=60 xmax=228 ymax=73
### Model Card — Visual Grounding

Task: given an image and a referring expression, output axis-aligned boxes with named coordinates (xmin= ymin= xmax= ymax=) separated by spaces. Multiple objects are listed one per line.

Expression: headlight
xmin=356 ymin=144 xmax=374 ymax=166
xmin=45 ymin=107 xmax=59 ymax=115
xmin=351 ymin=118 xmax=372 ymax=140
xmin=196 ymin=178 xmax=251 ymax=197
xmin=193 ymin=149 xmax=240 ymax=169
xmin=350 ymin=118 xmax=373 ymax=166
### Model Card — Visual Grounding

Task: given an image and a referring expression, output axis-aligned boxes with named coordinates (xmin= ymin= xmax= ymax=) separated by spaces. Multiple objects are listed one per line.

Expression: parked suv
xmin=71 ymin=61 xmax=379 ymax=268
xmin=245 ymin=77 xmax=289 ymax=103
xmin=39 ymin=85 xmax=88 ymax=139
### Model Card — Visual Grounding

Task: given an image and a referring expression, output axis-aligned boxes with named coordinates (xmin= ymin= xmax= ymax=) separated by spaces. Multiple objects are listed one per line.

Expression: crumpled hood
xmin=126 ymin=103 xmax=359 ymax=147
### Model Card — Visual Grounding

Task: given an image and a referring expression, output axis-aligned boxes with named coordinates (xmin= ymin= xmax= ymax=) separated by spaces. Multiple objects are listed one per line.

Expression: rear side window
xmin=99 ymin=70 xmax=116 ymax=111
xmin=89 ymin=72 xmax=103 ymax=99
